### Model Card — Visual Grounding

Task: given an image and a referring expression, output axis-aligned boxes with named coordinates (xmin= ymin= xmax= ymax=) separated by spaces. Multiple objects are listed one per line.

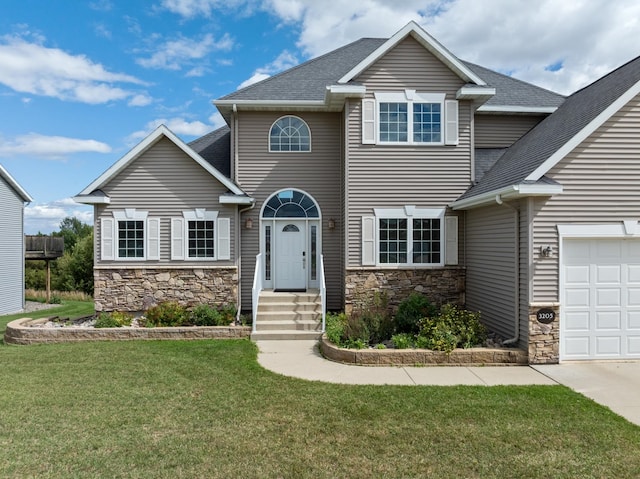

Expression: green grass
xmin=0 ymin=304 xmax=639 ymax=478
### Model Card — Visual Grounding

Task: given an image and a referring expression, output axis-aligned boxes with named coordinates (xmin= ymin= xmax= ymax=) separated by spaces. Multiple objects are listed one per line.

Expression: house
xmin=75 ymin=22 xmax=640 ymax=363
xmin=0 ymin=164 xmax=33 ymax=315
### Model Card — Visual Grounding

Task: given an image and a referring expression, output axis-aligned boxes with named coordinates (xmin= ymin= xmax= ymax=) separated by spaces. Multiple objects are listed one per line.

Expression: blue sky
xmin=1 ymin=0 xmax=639 ymax=234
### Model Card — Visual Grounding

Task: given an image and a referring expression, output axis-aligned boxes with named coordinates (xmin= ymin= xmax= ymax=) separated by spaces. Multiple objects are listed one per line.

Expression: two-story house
xmin=75 ymin=22 xmax=640 ymax=364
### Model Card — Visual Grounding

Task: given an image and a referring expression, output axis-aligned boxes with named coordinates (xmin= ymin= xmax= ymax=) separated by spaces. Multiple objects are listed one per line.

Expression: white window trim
xmin=112 ymin=209 xmax=150 ymax=261
xmin=268 ymin=115 xmax=312 ymax=153
xmin=181 ymin=209 xmax=219 ymax=261
xmin=373 ymin=206 xmax=445 ymax=267
xmin=374 ymin=91 xmax=446 ymax=146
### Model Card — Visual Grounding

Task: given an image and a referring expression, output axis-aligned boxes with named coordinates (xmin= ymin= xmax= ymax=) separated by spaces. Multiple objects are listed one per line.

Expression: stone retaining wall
xmin=94 ymin=267 xmax=238 ymax=312
xmin=4 ymin=318 xmax=250 ymax=345
xmin=345 ymin=267 xmax=465 ymax=312
xmin=320 ymin=338 xmax=527 ymax=366
xmin=528 ymin=303 xmax=560 ymax=364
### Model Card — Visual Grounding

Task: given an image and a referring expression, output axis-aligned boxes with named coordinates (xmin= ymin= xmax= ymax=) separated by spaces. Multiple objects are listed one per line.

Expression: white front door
xmin=275 ymin=220 xmax=306 ymax=290
xmin=562 ymin=238 xmax=640 ymax=360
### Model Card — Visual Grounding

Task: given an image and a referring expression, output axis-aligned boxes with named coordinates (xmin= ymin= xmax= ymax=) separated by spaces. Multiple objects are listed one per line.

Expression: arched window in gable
xmin=269 ymin=116 xmax=311 ymax=152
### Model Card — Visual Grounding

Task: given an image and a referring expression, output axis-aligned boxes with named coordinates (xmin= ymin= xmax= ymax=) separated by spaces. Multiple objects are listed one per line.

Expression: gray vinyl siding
xmin=519 ymin=198 xmax=530 ymax=346
xmin=96 ymin=137 xmax=235 ymax=267
xmin=465 ymin=203 xmax=519 ymax=341
xmin=346 ymin=37 xmax=472 ymax=265
xmin=236 ymin=111 xmax=342 ymax=311
xmin=0 ymin=177 xmax=25 ymax=314
xmin=474 ymin=114 xmax=543 ymax=148
xmin=532 ymin=93 xmax=640 ymax=302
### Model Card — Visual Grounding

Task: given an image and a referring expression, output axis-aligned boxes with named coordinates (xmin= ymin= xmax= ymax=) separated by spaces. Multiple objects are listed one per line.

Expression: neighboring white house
xmin=0 ymin=164 xmax=33 ymax=315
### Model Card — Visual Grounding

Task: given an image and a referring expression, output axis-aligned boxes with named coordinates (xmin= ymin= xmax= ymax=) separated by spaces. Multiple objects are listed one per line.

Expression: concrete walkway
xmin=256 ymin=340 xmax=556 ymax=386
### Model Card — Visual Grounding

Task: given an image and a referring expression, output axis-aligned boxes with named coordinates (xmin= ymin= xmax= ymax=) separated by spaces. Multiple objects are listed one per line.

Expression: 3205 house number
xmin=536 ymin=309 xmax=555 ymax=324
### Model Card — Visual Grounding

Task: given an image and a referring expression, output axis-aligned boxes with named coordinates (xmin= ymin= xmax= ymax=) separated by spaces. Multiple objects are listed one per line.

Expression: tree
xmin=53 ymin=217 xmax=93 ymax=252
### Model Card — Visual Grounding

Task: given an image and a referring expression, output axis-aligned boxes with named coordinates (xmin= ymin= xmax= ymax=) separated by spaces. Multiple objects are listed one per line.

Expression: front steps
xmin=250 ymin=290 xmax=323 ymax=340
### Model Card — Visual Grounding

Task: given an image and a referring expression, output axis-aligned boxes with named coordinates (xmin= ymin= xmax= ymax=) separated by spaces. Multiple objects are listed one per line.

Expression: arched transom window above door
xmin=269 ymin=116 xmax=311 ymax=152
xmin=262 ymin=189 xmax=319 ymax=218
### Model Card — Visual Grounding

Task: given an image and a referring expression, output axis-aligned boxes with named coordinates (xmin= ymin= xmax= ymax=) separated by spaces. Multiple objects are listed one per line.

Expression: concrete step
xmin=250 ymin=330 xmax=323 ymax=341
xmin=256 ymin=311 xmax=321 ymax=322
xmin=257 ymin=301 xmax=321 ymax=313
xmin=258 ymin=291 xmax=320 ymax=304
xmin=255 ymin=319 xmax=322 ymax=331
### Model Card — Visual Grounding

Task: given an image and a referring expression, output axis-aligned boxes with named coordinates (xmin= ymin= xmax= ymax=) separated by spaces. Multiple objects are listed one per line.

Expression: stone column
xmin=528 ymin=303 xmax=560 ymax=364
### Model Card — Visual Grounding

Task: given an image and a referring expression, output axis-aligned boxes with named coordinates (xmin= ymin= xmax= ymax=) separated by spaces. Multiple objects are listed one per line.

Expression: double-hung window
xmin=362 ymin=91 xmax=458 ymax=145
xmin=171 ymin=209 xmax=231 ymax=261
xmin=362 ymin=206 xmax=458 ymax=267
xmin=101 ymin=209 xmax=160 ymax=261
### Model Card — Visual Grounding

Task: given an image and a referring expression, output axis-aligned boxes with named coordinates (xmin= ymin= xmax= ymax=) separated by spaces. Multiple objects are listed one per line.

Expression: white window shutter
xmin=362 ymin=99 xmax=376 ymax=144
xmin=362 ymin=216 xmax=376 ymax=265
xmin=218 ymin=217 xmax=231 ymax=260
xmin=101 ymin=217 xmax=115 ymax=261
xmin=147 ymin=218 xmax=160 ymax=260
xmin=444 ymin=100 xmax=459 ymax=145
xmin=171 ymin=217 xmax=185 ymax=260
xmin=445 ymin=216 xmax=459 ymax=265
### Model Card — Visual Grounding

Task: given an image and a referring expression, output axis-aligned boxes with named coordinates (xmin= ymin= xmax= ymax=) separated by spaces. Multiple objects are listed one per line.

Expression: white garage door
xmin=562 ymin=238 xmax=640 ymax=360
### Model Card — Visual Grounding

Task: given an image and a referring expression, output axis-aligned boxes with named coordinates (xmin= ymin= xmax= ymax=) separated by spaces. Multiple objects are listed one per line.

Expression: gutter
xmin=495 ymin=194 xmax=520 ymax=346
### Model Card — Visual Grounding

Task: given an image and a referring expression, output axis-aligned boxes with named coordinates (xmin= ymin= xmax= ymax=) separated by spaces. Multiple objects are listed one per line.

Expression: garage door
xmin=562 ymin=238 xmax=640 ymax=360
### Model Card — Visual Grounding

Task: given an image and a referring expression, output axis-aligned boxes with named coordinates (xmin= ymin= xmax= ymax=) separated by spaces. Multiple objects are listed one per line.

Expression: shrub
xmin=94 ymin=313 xmax=120 ymax=328
xmin=391 ymin=333 xmax=415 ymax=349
xmin=190 ymin=304 xmax=236 ymax=326
xmin=394 ymin=293 xmax=437 ymax=334
xmin=142 ymin=302 xmax=188 ymax=327
xmin=343 ymin=314 xmax=369 ymax=346
xmin=418 ymin=304 xmax=486 ymax=352
xmin=325 ymin=312 xmax=347 ymax=346
xmin=348 ymin=292 xmax=393 ymax=345
xmin=110 ymin=311 xmax=133 ymax=327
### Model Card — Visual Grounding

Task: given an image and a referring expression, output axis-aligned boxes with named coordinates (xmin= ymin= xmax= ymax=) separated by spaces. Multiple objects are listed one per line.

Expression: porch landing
xmin=250 ymin=289 xmax=323 ymax=341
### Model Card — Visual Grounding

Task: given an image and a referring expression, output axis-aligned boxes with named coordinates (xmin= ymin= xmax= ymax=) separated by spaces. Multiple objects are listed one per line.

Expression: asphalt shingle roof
xmin=459 ymin=54 xmax=640 ymax=200
xmin=188 ymin=126 xmax=231 ymax=178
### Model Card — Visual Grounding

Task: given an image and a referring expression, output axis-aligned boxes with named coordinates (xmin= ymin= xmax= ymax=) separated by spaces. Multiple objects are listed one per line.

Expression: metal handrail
xmin=320 ymin=254 xmax=326 ymax=332
xmin=252 ymin=253 xmax=263 ymax=333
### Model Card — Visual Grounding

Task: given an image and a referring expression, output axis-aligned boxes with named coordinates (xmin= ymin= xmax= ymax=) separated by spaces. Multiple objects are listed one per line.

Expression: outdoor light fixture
xmin=245 ymin=218 xmax=253 ymax=229
xmin=328 ymin=218 xmax=336 ymax=230
xmin=540 ymin=245 xmax=553 ymax=257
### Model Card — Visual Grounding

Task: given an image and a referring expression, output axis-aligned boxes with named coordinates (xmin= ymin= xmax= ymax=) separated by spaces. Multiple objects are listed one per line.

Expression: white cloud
xmin=160 ymin=0 xmax=255 ymax=18
xmin=237 ymin=50 xmax=298 ymax=89
xmin=0 ymin=133 xmax=111 ymax=160
xmin=208 ymin=112 xmax=227 ymax=129
xmin=136 ymin=33 xmax=233 ymax=71
xmin=128 ymin=93 xmax=154 ymax=106
xmin=0 ymin=35 xmax=148 ymax=104
xmin=260 ymin=0 xmax=640 ymax=95
xmin=127 ymin=117 xmax=214 ymax=144
xmin=24 ymin=200 xmax=93 ymax=235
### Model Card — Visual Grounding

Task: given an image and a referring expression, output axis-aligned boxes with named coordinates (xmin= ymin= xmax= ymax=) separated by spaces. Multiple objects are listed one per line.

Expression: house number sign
xmin=536 ymin=309 xmax=555 ymax=324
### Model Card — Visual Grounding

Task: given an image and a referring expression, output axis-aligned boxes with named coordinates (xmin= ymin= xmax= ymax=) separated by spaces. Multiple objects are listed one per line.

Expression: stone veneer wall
xmin=94 ymin=267 xmax=238 ymax=312
xmin=345 ymin=267 xmax=466 ymax=313
xmin=528 ymin=303 xmax=560 ymax=364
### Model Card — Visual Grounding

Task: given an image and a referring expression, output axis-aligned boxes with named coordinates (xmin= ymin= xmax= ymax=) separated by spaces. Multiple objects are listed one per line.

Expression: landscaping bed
xmin=4 ymin=317 xmax=250 ymax=345
xmin=320 ymin=337 xmax=527 ymax=366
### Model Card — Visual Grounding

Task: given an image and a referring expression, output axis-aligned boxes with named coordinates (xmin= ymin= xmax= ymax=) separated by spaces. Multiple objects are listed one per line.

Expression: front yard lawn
xmin=0 ymin=307 xmax=639 ymax=478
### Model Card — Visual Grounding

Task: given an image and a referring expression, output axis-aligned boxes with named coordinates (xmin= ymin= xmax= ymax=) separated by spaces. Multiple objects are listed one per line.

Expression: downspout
xmin=233 ymin=104 xmax=239 ymax=182
xmin=495 ymin=194 xmax=520 ymax=346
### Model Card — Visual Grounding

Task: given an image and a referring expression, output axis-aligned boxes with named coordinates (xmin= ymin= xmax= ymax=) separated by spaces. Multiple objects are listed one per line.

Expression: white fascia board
xmin=327 ymin=84 xmax=366 ymax=95
xmin=77 ymin=124 xmax=246 ymax=197
xmin=0 ymin=164 xmax=33 ymax=202
xmin=214 ymin=99 xmax=326 ymax=109
xmin=456 ymin=86 xmax=496 ymax=100
xmin=338 ymin=21 xmax=486 ymax=86
xmin=450 ymin=183 xmax=563 ymax=210
xmin=72 ymin=195 xmax=111 ymax=205
xmin=218 ymin=195 xmax=255 ymax=205
xmin=476 ymin=105 xmax=558 ymax=114
xmin=526 ymin=78 xmax=640 ymax=181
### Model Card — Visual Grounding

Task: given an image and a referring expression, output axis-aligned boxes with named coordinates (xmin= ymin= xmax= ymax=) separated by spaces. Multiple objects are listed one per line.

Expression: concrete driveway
xmin=533 ymin=362 xmax=640 ymax=426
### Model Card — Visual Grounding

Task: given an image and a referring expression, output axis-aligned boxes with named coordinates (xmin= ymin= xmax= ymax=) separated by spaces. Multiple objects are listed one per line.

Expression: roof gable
xmin=455 ymin=54 xmax=640 ymax=207
xmin=0 ymin=164 xmax=33 ymax=203
xmin=75 ymin=125 xmax=245 ymax=201
xmin=338 ymin=21 xmax=486 ymax=86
